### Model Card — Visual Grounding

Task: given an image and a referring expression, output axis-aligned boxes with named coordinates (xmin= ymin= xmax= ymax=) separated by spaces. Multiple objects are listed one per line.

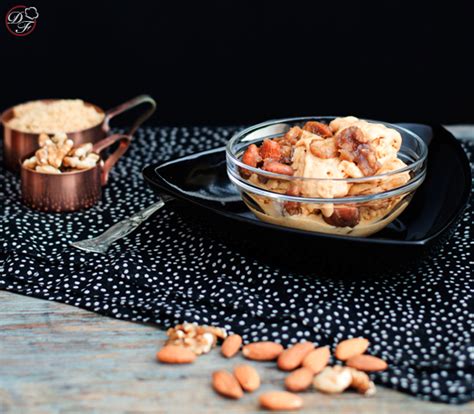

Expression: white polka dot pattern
xmin=0 ymin=127 xmax=472 ymax=404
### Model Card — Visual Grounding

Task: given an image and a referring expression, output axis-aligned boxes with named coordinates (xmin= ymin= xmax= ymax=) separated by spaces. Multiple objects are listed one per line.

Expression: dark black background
xmin=1 ymin=1 xmax=473 ymax=125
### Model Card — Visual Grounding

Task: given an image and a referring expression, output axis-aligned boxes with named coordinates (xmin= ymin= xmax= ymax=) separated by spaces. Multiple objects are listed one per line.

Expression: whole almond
xmin=277 ymin=342 xmax=314 ymax=371
xmin=285 ymin=367 xmax=314 ymax=392
xmin=221 ymin=334 xmax=242 ymax=358
xmin=259 ymin=391 xmax=303 ymax=411
xmin=346 ymin=354 xmax=388 ymax=371
xmin=212 ymin=370 xmax=243 ymax=399
xmin=156 ymin=345 xmax=196 ymax=364
xmin=335 ymin=338 xmax=369 ymax=361
xmin=302 ymin=346 xmax=330 ymax=374
xmin=234 ymin=364 xmax=261 ymax=392
xmin=242 ymin=341 xmax=284 ymax=361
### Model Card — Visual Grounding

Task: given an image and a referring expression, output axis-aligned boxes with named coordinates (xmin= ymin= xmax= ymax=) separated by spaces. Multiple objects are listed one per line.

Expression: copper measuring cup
xmin=20 ymin=134 xmax=131 ymax=212
xmin=1 ymin=94 xmax=156 ymax=171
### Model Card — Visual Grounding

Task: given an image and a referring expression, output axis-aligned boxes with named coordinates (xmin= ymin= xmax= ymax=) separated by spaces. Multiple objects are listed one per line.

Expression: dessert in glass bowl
xmin=226 ymin=116 xmax=428 ymax=237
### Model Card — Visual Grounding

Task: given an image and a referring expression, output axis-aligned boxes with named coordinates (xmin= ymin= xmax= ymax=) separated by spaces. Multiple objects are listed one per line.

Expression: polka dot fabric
xmin=0 ymin=127 xmax=472 ymax=404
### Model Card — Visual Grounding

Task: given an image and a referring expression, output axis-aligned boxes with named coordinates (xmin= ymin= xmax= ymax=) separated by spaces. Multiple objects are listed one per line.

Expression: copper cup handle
xmin=93 ymin=134 xmax=131 ymax=186
xmin=103 ymin=95 xmax=156 ymax=137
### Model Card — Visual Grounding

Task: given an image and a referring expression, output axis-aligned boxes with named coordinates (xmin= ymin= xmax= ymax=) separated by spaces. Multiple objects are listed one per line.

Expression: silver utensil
xmin=70 ymin=195 xmax=173 ymax=254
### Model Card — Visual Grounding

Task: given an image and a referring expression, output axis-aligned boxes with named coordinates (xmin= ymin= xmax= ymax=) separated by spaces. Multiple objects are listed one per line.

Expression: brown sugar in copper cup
xmin=20 ymin=134 xmax=131 ymax=212
xmin=2 ymin=94 xmax=156 ymax=171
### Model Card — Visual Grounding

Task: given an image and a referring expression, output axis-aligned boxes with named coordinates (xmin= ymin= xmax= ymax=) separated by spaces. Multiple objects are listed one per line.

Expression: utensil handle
xmin=90 ymin=200 xmax=166 ymax=244
xmin=93 ymin=134 xmax=131 ymax=185
xmin=103 ymin=95 xmax=157 ymax=137
xmin=70 ymin=196 xmax=172 ymax=254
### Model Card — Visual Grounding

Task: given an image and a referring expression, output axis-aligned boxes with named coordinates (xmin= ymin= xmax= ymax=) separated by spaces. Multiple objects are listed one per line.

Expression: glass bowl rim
xmin=226 ymin=116 xmax=428 ymax=183
xmin=228 ymin=166 xmax=426 ymax=204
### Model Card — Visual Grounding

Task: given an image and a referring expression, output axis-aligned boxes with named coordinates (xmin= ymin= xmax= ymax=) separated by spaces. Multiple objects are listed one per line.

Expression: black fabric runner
xmin=1 ymin=127 xmax=472 ymax=404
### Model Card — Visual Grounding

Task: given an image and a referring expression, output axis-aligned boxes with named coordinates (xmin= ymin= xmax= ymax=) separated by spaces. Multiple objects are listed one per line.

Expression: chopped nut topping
xmin=303 ymin=121 xmax=333 ymax=138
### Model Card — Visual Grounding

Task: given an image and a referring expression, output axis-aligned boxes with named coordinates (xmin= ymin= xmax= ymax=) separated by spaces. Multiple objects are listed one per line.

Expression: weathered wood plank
xmin=0 ymin=291 xmax=472 ymax=413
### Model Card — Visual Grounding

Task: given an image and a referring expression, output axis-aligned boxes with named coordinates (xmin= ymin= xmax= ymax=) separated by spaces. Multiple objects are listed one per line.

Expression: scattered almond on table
xmin=234 ymin=364 xmax=261 ymax=392
xmin=346 ymin=354 xmax=388 ymax=371
xmin=285 ymin=367 xmax=314 ymax=392
xmin=277 ymin=341 xmax=314 ymax=371
xmin=212 ymin=370 xmax=244 ymax=399
xmin=334 ymin=337 xmax=370 ymax=360
xmin=259 ymin=391 xmax=303 ymax=411
xmin=242 ymin=341 xmax=284 ymax=361
xmin=302 ymin=345 xmax=330 ymax=374
xmin=156 ymin=345 xmax=196 ymax=364
xmin=156 ymin=324 xmax=388 ymax=411
xmin=221 ymin=334 xmax=242 ymax=358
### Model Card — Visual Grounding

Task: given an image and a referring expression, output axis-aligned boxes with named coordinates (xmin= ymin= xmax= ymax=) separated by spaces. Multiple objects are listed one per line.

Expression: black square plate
xmin=143 ymin=124 xmax=471 ymax=276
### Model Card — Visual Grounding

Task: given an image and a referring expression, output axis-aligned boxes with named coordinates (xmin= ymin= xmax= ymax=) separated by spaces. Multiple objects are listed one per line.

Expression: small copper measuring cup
xmin=20 ymin=134 xmax=131 ymax=212
xmin=2 ymin=94 xmax=156 ymax=171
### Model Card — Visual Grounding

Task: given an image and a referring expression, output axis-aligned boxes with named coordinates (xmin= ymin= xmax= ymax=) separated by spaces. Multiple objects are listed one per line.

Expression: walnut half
xmin=165 ymin=323 xmax=227 ymax=355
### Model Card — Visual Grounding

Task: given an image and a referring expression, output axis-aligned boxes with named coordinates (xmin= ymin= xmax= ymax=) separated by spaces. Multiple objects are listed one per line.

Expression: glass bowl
xmin=226 ymin=116 xmax=428 ymax=237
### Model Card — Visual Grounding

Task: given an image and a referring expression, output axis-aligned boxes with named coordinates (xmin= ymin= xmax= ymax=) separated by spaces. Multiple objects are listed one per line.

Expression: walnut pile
xmin=166 ymin=323 xmax=227 ymax=355
xmin=22 ymin=133 xmax=100 ymax=174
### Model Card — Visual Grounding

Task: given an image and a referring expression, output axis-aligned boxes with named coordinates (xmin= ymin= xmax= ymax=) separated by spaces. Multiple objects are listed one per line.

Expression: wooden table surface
xmin=1 ymin=127 xmax=472 ymax=413
xmin=0 ymin=291 xmax=472 ymax=414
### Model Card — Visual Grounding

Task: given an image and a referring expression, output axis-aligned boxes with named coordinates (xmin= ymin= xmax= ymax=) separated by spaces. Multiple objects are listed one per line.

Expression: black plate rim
xmin=142 ymin=124 xmax=471 ymax=247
